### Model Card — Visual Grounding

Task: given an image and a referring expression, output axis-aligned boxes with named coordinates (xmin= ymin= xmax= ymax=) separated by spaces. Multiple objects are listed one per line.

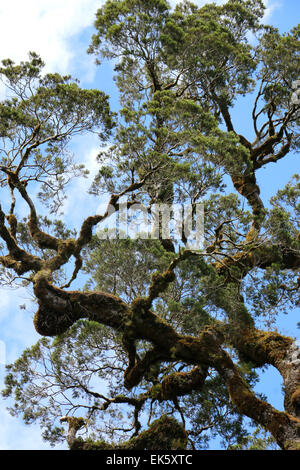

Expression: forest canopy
xmin=0 ymin=0 xmax=299 ymax=451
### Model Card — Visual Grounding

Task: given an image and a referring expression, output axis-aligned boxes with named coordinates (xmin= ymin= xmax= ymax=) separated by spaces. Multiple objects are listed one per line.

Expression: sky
xmin=0 ymin=0 xmax=299 ymax=450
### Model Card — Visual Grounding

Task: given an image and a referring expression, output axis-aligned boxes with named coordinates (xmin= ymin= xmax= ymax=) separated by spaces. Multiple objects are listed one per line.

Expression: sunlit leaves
xmin=0 ymin=53 xmax=115 ymax=213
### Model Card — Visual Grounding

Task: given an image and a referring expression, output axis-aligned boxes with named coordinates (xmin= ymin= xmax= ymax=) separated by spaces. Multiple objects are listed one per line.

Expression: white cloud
xmin=0 ymin=397 xmax=67 ymax=449
xmin=0 ymin=407 xmax=50 ymax=449
xmin=0 ymin=0 xmax=279 ymax=88
xmin=60 ymin=138 xmax=102 ymax=223
xmin=261 ymin=0 xmax=281 ymax=22
xmin=0 ymin=0 xmax=104 ymax=79
xmin=0 ymin=285 xmax=51 ymax=449
xmin=60 ymin=139 xmax=116 ymax=237
xmin=0 ymin=286 xmax=39 ymax=361
xmin=0 ymin=288 xmax=11 ymax=312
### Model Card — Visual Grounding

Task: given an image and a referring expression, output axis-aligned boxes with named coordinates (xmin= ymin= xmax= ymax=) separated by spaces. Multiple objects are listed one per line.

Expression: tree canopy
xmin=0 ymin=0 xmax=299 ymax=451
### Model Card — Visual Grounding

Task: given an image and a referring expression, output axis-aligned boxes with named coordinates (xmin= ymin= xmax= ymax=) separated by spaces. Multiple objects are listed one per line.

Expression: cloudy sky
xmin=0 ymin=0 xmax=299 ymax=450
xmin=0 ymin=0 xmax=280 ymax=79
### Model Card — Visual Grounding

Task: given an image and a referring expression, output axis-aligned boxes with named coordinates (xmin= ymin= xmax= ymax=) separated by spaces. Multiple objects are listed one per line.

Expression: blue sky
xmin=0 ymin=0 xmax=299 ymax=450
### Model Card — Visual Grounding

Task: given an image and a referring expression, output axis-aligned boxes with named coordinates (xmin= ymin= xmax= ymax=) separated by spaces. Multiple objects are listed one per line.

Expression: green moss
xmin=33 ymin=269 xmax=52 ymax=285
xmin=150 ymin=383 xmax=163 ymax=400
xmin=131 ymin=297 xmax=150 ymax=314
xmin=70 ymin=415 xmax=187 ymax=451
xmin=126 ymin=415 xmax=188 ymax=450
xmin=235 ymin=328 xmax=293 ymax=367
xmin=148 ymin=269 xmax=176 ymax=300
xmin=65 ymin=416 xmax=85 ymax=431
xmin=169 ymin=346 xmax=177 ymax=359
xmin=283 ymin=439 xmax=300 ymax=451
xmin=71 ymin=437 xmax=113 ymax=450
xmin=291 ymin=389 xmax=300 ymax=408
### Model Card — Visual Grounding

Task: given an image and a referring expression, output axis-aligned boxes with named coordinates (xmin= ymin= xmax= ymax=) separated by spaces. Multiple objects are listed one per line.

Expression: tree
xmin=0 ymin=0 xmax=299 ymax=451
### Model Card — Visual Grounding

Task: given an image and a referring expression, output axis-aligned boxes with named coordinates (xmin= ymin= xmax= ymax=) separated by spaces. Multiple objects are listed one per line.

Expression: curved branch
xmin=226 ymin=326 xmax=300 ymax=419
xmin=0 ymin=204 xmax=42 ymax=274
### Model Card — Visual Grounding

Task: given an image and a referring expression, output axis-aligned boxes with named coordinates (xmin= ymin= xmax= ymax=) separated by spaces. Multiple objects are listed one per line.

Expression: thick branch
xmin=214 ymin=242 xmax=300 ymax=279
xmin=151 ymin=366 xmax=208 ymax=402
xmin=228 ymin=326 xmax=300 ymax=419
xmin=231 ymin=172 xmax=264 ymax=225
xmin=32 ymin=272 xmax=300 ymax=449
xmin=254 ymin=135 xmax=292 ymax=169
xmin=32 ymin=273 xmax=129 ymax=336
xmin=6 ymin=171 xmax=60 ymax=251
xmin=0 ymin=204 xmax=42 ymax=274
xmin=216 ymin=351 xmax=300 ymax=450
